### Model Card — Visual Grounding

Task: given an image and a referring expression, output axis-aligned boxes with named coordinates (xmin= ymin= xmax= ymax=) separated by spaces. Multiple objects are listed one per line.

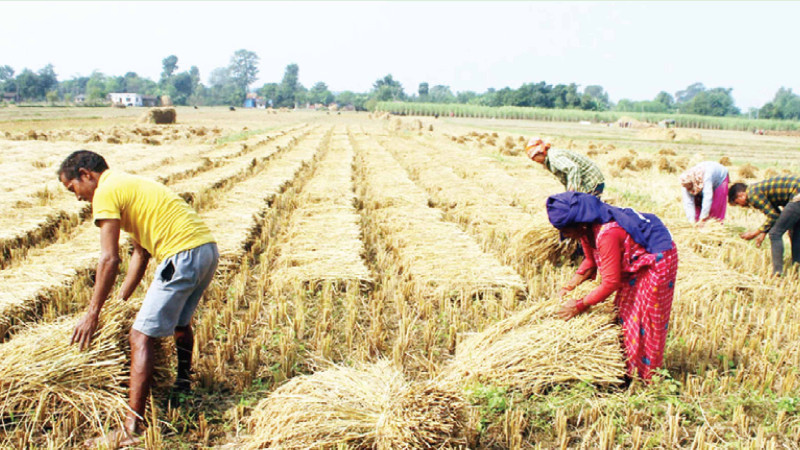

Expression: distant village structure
xmin=107 ymin=93 xmax=159 ymax=107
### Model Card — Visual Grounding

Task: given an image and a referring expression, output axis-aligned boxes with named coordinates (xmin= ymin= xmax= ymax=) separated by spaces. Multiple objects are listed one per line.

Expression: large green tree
xmin=278 ymin=63 xmax=301 ymax=107
xmin=372 ymin=74 xmax=405 ymax=101
xmin=682 ymin=87 xmax=739 ymax=116
xmin=229 ymin=49 xmax=259 ymax=98
xmin=759 ymin=87 xmax=800 ymax=120
xmin=307 ymin=81 xmax=334 ymax=105
xmin=161 ymin=55 xmax=178 ymax=81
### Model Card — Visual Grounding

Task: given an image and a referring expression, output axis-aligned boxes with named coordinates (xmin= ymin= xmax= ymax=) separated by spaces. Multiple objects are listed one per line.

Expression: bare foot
xmin=84 ymin=428 xmax=141 ymax=449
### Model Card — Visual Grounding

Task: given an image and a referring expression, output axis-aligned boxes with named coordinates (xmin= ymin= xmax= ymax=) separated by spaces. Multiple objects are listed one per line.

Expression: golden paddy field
xmin=0 ymin=106 xmax=799 ymax=448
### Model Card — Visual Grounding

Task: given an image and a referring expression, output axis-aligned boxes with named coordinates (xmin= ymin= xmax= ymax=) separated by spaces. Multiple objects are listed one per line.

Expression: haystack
xmin=738 ymin=163 xmax=758 ymax=179
xmin=0 ymin=298 xmax=173 ymax=437
xmin=139 ymin=107 xmax=176 ymax=124
xmin=658 ymin=156 xmax=677 ymax=174
xmin=443 ymin=298 xmax=625 ymax=394
xmin=719 ymin=156 xmax=731 ymax=166
xmin=244 ymin=361 xmax=467 ymax=449
xmin=635 ymin=158 xmax=654 ymax=170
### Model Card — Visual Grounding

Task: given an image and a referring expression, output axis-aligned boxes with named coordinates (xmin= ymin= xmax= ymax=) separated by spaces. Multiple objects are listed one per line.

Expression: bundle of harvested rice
xmin=245 ymin=361 xmax=467 ymax=449
xmin=658 ymin=148 xmax=677 ymax=156
xmin=614 ymin=155 xmax=635 ymax=171
xmin=658 ymin=156 xmax=677 ymax=174
xmin=444 ymin=298 xmax=626 ymax=394
xmin=738 ymin=163 xmax=758 ymax=179
xmin=635 ymin=158 xmax=654 ymax=170
xmin=719 ymin=156 xmax=731 ymax=166
xmin=139 ymin=107 xmax=176 ymax=124
xmin=507 ymin=221 xmax=579 ymax=267
xmin=0 ymin=298 xmax=172 ymax=437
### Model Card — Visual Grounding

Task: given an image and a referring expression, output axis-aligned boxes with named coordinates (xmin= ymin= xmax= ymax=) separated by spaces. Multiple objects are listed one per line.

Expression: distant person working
xmin=680 ymin=161 xmax=729 ymax=224
xmin=525 ymin=137 xmax=605 ymax=197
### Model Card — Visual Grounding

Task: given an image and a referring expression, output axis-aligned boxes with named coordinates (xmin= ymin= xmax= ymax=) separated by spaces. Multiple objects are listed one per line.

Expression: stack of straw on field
xmin=444 ymin=298 xmax=626 ymax=394
xmin=353 ymin=133 xmax=524 ymax=300
xmin=0 ymin=298 xmax=171 ymax=438
xmin=270 ymin=131 xmax=372 ymax=291
xmin=139 ymin=107 xmax=176 ymax=124
xmin=244 ymin=361 xmax=467 ymax=449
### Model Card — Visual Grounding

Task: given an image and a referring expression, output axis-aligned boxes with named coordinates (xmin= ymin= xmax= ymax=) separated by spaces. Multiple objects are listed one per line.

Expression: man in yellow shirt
xmin=58 ymin=150 xmax=218 ymax=447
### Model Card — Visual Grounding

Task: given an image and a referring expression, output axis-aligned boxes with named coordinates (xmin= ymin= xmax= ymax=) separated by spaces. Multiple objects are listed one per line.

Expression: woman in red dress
xmin=546 ymin=192 xmax=679 ymax=381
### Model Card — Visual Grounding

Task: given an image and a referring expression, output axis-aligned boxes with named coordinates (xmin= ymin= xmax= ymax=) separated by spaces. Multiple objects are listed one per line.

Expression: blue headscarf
xmin=546 ymin=192 xmax=673 ymax=254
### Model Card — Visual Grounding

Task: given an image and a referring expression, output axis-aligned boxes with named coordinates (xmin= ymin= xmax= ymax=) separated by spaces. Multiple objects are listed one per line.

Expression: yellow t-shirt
xmin=92 ymin=170 xmax=215 ymax=261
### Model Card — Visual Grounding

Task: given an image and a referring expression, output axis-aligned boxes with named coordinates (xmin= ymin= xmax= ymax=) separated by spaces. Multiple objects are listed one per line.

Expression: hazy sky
xmin=2 ymin=1 xmax=798 ymax=110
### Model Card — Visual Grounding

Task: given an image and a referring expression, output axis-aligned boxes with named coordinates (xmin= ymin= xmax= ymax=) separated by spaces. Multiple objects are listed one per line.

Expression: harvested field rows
xmin=352 ymin=131 xmax=524 ymax=300
xmin=2 ymin=109 xmax=800 ymax=448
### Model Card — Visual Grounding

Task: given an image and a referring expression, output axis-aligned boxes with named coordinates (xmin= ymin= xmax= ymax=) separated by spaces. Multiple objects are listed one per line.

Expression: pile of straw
xmin=139 ymin=107 xmax=176 ymax=124
xmin=507 ymin=221 xmax=579 ymax=267
xmin=444 ymin=298 xmax=626 ymax=394
xmin=738 ymin=163 xmax=758 ymax=179
xmin=245 ymin=361 xmax=467 ymax=449
xmin=0 ymin=298 xmax=171 ymax=436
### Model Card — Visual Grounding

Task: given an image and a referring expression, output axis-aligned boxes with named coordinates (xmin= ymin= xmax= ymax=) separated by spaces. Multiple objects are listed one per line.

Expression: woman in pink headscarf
xmin=680 ymin=161 xmax=729 ymax=224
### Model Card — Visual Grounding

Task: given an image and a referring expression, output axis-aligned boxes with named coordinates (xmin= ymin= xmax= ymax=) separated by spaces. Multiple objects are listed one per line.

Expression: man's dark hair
xmin=57 ymin=150 xmax=108 ymax=180
xmin=728 ymin=182 xmax=747 ymax=204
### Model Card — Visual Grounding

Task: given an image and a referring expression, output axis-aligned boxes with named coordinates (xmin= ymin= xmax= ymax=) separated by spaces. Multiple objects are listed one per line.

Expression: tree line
xmin=1 ymin=50 xmax=799 ymax=120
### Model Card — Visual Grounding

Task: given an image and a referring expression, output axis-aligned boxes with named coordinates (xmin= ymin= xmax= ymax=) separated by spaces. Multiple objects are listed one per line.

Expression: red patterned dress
xmin=576 ymin=221 xmax=679 ymax=380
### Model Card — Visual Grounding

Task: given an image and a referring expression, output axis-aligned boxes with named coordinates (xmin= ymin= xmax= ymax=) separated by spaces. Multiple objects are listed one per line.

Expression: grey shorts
xmin=133 ymin=242 xmax=219 ymax=338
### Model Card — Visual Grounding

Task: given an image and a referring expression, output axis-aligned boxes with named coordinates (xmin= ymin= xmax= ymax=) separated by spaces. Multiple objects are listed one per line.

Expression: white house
xmin=108 ymin=93 xmax=142 ymax=107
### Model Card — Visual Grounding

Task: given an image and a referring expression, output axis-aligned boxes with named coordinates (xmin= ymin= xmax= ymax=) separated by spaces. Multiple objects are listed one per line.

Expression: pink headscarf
xmin=680 ymin=165 xmax=705 ymax=195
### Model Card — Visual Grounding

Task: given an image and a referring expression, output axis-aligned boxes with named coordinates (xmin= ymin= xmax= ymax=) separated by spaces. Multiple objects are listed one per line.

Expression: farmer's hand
xmin=754 ymin=232 xmax=766 ymax=248
xmin=557 ymin=298 xmax=582 ymax=320
xmin=740 ymin=230 xmax=761 ymax=241
xmin=71 ymin=312 xmax=99 ymax=351
xmin=557 ymin=283 xmax=575 ymax=298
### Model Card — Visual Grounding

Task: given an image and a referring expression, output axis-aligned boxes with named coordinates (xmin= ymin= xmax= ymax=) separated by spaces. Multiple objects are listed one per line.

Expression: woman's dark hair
xmin=57 ymin=150 xmax=108 ymax=180
xmin=728 ymin=182 xmax=747 ymax=204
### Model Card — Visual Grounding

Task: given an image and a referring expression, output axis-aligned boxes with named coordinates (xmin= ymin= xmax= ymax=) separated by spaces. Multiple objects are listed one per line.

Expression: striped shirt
xmin=545 ymin=148 xmax=605 ymax=193
xmin=748 ymin=175 xmax=800 ymax=232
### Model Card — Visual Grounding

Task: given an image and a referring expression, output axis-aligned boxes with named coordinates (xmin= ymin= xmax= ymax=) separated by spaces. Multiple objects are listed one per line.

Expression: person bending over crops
xmin=526 ymin=137 xmax=605 ymax=197
xmin=679 ymin=161 xmax=729 ymax=224
xmin=58 ymin=150 xmax=218 ymax=447
xmin=546 ymin=192 xmax=678 ymax=381
xmin=729 ymin=175 xmax=800 ymax=276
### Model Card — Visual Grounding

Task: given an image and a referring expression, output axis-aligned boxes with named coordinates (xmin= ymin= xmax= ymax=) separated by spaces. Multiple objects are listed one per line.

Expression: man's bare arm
xmin=118 ymin=240 xmax=150 ymax=301
xmin=71 ymin=219 xmax=121 ymax=350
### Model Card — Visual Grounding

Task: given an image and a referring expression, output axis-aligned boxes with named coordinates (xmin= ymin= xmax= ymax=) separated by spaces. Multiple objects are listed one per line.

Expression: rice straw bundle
xmin=507 ymin=220 xmax=579 ymax=268
xmin=244 ymin=361 xmax=467 ymax=449
xmin=738 ymin=163 xmax=758 ymax=179
xmin=0 ymin=298 xmax=163 ymax=437
xmin=443 ymin=298 xmax=626 ymax=394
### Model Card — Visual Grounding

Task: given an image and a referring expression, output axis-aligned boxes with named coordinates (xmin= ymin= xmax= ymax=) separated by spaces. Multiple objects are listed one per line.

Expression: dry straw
xmin=139 ymin=107 xmax=176 ymax=124
xmin=355 ymin=135 xmax=524 ymax=298
xmin=270 ymin=132 xmax=372 ymax=289
xmin=0 ymin=298 xmax=172 ymax=439
xmin=244 ymin=361 xmax=467 ymax=449
xmin=444 ymin=298 xmax=626 ymax=394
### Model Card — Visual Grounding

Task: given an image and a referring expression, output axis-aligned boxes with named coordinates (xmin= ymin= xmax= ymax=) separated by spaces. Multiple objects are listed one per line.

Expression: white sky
xmin=1 ymin=1 xmax=798 ymax=110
